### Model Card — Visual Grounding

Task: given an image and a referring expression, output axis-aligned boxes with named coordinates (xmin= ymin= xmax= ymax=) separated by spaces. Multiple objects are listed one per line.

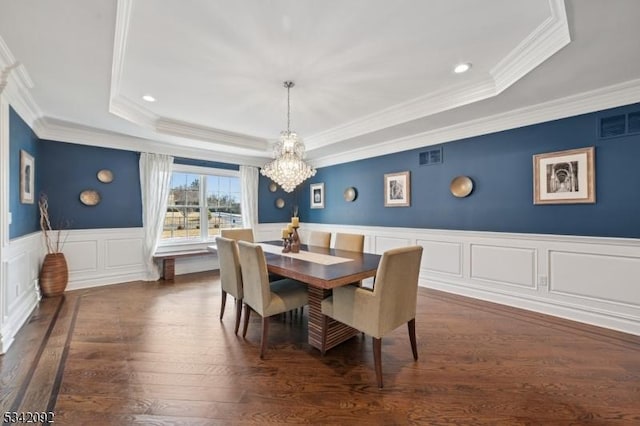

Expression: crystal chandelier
xmin=261 ymin=81 xmax=316 ymax=192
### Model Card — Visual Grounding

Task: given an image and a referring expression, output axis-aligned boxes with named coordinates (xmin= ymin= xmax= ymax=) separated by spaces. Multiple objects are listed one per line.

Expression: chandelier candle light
xmin=261 ymin=81 xmax=316 ymax=192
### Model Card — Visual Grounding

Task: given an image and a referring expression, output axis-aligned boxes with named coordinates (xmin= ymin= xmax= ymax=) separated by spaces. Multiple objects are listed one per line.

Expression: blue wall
xmin=9 ymin=107 xmax=40 ymax=239
xmin=39 ymin=141 xmax=142 ymax=229
xmin=296 ymin=103 xmax=640 ymax=239
xmin=258 ymin=175 xmax=300 ymax=223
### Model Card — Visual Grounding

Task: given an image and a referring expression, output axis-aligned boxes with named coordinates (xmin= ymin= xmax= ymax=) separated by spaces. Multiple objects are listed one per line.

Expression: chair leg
xmin=242 ymin=304 xmax=251 ymax=338
xmin=408 ymin=318 xmax=418 ymax=360
xmin=321 ymin=315 xmax=329 ymax=356
xmin=234 ymin=298 xmax=242 ymax=335
xmin=220 ymin=290 xmax=227 ymax=320
xmin=373 ymin=337 xmax=383 ymax=388
xmin=260 ymin=316 xmax=269 ymax=359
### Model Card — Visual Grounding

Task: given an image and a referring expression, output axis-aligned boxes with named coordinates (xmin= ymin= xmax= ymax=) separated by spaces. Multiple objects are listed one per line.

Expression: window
xmin=162 ymin=165 xmax=242 ymax=242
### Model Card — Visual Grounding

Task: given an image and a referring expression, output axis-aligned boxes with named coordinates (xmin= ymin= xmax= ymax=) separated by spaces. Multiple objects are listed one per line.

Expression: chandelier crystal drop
xmin=261 ymin=81 xmax=316 ymax=193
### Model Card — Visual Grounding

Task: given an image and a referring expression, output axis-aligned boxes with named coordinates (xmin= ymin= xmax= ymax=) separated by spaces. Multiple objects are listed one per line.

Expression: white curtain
xmin=139 ymin=152 xmax=174 ymax=280
xmin=240 ymin=165 xmax=259 ymax=228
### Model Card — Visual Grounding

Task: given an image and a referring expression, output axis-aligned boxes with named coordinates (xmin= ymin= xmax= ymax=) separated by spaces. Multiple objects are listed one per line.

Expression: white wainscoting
xmin=1 ymin=232 xmax=41 ymax=353
xmin=280 ymin=222 xmax=640 ymax=336
xmin=64 ymin=228 xmax=147 ymax=290
xmin=4 ymin=224 xmax=636 ymax=353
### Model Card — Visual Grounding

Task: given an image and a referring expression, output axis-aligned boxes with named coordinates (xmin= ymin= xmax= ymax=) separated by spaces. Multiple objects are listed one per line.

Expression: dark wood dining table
xmin=210 ymin=241 xmax=381 ymax=351
xmin=263 ymin=241 xmax=381 ymax=351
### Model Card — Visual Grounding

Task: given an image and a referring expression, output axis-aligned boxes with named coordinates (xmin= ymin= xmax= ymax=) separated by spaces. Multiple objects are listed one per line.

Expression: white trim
xmin=105 ymin=0 xmax=569 ymax=157
xmin=156 ymin=118 xmax=268 ymax=151
xmin=490 ymin=0 xmax=570 ymax=93
xmin=258 ymin=223 xmax=640 ymax=336
xmin=172 ymin=163 xmax=239 ymax=177
xmin=310 ymin=78 xmax=640 ymax=167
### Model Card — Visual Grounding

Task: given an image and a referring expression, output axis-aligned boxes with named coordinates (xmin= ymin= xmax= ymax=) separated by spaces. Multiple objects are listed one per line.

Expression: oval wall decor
xmin=343 ymin=187 xmax=357 ymax=202
xmin=269 ymin=182 xmax=278 ymax=192
xmin=275 ymin=198 xmax=285 ymax=209
xmin=80 ymin=189 xmax=101 ymax=206
xmin=450 ymin=176 xmax=474 ymax=198
xmin=97 ymin=169 xmax=114 ymax=183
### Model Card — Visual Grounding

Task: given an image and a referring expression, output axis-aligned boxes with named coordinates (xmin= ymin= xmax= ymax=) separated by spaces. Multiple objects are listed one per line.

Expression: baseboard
xmin=422 ymin=278 xmax=640 ymax=336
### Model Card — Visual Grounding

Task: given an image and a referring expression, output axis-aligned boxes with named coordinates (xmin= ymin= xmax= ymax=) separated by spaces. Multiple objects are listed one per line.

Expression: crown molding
xmin=110 ymin=0 xmax=133 ymax=106
xmin=107 ymin=0 xmax=569 ymax=154
xmin=109 ymin=95 xmax=158 ymax=130
xmin=491 ymin=0 xmax=570 ymax=93
xmin=310 ymin=78 xmax=640 ymax=168
xmin=156 ymin=117 xmax=269 ymax=151
xmin=305 ymin=0 xmax=570 ymax=151
xmin=34 ymin=117 xmax=267 ymax=166
xmin=0 ymin=36 xmax=40 ymax=126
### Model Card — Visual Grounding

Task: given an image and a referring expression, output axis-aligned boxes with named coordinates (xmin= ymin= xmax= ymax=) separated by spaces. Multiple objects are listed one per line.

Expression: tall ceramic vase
xmin=39 ymin=252 xmax=68 ymax=297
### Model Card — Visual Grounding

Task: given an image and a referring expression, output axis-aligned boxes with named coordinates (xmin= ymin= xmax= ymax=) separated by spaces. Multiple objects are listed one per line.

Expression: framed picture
xmin=384 ymin=171 xmax=410 ymax=207
xmin=310 ymin=182 xmax=324 ymax=209
xmin=20 ymin=150 xmax=35 ymax=204
xmin=533 ymin=147 xmax=595 ymax=205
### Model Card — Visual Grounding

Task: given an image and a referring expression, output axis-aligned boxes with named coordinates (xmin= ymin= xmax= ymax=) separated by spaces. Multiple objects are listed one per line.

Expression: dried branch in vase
xmin=39 ymin=193 xmax=69 ymax=254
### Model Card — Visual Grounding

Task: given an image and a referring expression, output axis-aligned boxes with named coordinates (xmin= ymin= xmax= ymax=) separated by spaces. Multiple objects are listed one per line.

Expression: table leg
xmin=307 ymin=287 xmax=359 ymax=351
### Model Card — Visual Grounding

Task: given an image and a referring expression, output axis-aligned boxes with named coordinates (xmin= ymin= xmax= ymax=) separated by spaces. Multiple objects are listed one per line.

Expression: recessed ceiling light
xmin=142 ymin=94 xmax=156 ymax=102
xmin=454 ymin=63 xmax=472 ymax=74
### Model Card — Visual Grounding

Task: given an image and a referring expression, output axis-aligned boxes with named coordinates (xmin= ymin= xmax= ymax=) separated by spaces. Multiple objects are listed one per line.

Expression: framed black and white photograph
xmin=310 ymin=182 xmax=324 ymax=209
xmin=533 ymin=147 xmax=595 ymax=205
xmin=20 ymin=150 xmax=35 ymax=204
xmin=384 ymin=171 xmax=410 ymax=207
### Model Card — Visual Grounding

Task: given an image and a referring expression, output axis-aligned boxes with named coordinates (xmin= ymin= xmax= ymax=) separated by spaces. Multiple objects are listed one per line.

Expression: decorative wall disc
xmin=269 ymin=182 xmax=278 ymax=192
xmin=275 ymin=198 xmax=285 ymax=208
xmin=80 ymin=189 xmax=101 ymax=206
xmin=450 ymin=176 xmax=474 ymax=198
xmin=97 ymin=169 xmax=114 ymax=183
xmin=343 ymin=187 xmax=357 ymax=202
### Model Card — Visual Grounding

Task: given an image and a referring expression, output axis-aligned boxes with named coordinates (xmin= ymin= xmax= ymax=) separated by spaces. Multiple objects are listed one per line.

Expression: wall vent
xmin=419 ymin=147 xmax=442 ymax=166
xmin=599 ymin=111 xmax=640 ymax=138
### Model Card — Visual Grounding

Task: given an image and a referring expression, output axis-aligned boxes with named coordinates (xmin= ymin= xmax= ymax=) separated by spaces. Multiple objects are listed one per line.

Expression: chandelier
xmin=261 ymin=81 xmax=316 ymax=192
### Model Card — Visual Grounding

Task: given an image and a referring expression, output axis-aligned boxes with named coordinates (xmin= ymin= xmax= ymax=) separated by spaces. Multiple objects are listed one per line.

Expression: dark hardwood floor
xmin=1 ymin=271 xmax=639 ymax=425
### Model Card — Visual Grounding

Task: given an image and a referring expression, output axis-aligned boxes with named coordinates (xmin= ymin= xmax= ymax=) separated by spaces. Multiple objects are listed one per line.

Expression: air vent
xmin=419 ymin=147 xmax=442 ymax=166
xmin=599 ymin=111 xmax=640 ymax=138
xmin=629 ymin=112 xmax=640 ymax=134
xmin=600 ymin=115 xmax=625 ymax=138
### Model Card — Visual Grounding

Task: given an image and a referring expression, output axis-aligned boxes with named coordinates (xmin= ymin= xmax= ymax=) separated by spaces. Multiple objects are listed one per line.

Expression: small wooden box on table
xmin=153 ymin=249 xmax=211 ymax=280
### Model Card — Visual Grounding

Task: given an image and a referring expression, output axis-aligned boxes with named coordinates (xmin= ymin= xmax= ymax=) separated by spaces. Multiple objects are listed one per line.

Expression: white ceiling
xmin=1 ymin=0 xmax=640 ymax=167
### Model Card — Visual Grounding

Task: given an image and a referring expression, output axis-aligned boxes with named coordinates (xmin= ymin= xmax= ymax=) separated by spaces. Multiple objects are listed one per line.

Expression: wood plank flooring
xmin=1 ymin=271 xmax=639 ymax=425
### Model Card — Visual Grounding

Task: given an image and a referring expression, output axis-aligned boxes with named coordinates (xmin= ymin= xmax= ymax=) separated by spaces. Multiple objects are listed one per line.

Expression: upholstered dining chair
xmin=334 ymin=232 xmax=366 ymax=287
xmin=334 ymin=233 xmax=365 ymax=252
xmin=320 ymin=245 xmax=423 ymax=388
xmin=237 ymin=241 xmax=309 ymax=359
xmin=215 ymin=236 xmax=244 ymax=335
xmin=221 ymin=228 xmax=254 ymax=242
xmin=307 ymin=231 xmax=331 ymax=248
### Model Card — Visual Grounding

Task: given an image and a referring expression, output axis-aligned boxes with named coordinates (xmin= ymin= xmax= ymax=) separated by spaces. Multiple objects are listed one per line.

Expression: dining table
xmin=209 ymin=240 xmax=381 ymax=352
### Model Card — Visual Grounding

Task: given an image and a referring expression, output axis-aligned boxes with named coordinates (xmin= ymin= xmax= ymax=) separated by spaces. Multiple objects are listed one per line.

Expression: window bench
xmin=153 ymin=249 xmax=212 ymax=280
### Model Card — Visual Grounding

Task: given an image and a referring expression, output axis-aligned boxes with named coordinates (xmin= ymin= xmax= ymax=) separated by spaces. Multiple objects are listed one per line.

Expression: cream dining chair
xmin=334 ymin=232 xmax=365 ymax=287
xmin=221 ymin=228 xmax=254 ymax=242
xmin=334 ymin=233 xmax=365 ymax=252
xmin=215 ymin=236 xmax=244 ymax=335
xmin=320 ymin=245 xmax=424 ymax=388
xmin=237 ymin=241 xmax=309 ymax=359
xmin=307 ymin=231 xmax=331 ymax=248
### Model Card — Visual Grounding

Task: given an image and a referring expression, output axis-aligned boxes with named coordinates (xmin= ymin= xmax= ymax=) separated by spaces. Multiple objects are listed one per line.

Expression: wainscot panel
xmin=549 ymin=250 xmax=640 ymax=306
xmin=1 ymin=232 xmax=41 ymax=354
xmin=63 ymin=228 xmax=147 ymax=291
xmin=470 ymin=244 xmax=537 ymax=289
xmin=276 ymin=222 xmax=640 ymax=336
xmin=418 ymin=239 xmax=463 ymax=277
